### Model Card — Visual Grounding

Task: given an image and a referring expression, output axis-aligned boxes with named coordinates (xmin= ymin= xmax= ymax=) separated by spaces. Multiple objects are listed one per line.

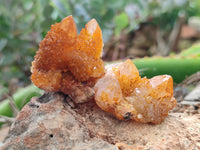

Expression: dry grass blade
xmin=4 ymin=93 xmax=19 ymax=117
xmin=0 ymin=115 xmax=15 ymax=124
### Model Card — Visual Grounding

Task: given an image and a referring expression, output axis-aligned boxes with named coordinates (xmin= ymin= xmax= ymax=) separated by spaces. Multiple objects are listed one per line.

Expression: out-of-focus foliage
xmin=114 ymin=13 xmax=129 ymax=36
xmin=0 ymin=0 xmax=200 ymax=88
xmin=149 ymin=0 xmax=200 ymax=31
xmin=179 ymin=43 xmax=200 ymax=57
xmin=0 ymin=0 xmax=46 ymax=86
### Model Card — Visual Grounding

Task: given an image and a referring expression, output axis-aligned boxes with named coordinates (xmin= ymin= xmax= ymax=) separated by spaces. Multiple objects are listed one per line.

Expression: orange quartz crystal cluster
xmin=94 ymin=59 xmax=177 ymax=124
xmin=31 ymin=15 xmax=105 ymax=103
xmin=31 ymin=15 xmax=177 ymax=124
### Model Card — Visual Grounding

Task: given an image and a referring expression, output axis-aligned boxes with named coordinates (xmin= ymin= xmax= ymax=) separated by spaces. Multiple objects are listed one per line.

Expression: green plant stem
xmin=106 ymin=56 xmax=200 ymax=83
xmin=133 ymin=56 xmax=200 ymax=83
xmin=0 ymin=85 xmax=42 ymax=126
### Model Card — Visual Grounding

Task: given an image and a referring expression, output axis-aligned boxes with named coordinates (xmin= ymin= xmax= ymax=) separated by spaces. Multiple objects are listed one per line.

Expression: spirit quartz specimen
xmin=94 ymin=59 xmax=177 ymax=124
xmin=31 ymin=15 xmax=105 ymax=103
xmin=31 ymin=15 xmax=176 ymax=124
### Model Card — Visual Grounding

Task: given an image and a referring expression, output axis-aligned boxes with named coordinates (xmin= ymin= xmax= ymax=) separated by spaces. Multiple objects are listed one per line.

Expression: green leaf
xmin=114 ymin=12 xmax=129 ymax=36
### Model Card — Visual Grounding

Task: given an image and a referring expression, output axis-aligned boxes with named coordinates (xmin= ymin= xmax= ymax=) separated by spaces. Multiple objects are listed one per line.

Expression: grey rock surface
xmin=182 ymin=85 xmax=200 ymax=106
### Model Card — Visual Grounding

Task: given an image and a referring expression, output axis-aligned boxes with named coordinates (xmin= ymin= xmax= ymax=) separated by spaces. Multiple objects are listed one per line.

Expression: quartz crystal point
xmin=31 ymin=15 xmax=104 ymax=103
xmin=94 ymin=59 xmax=177 ymax=124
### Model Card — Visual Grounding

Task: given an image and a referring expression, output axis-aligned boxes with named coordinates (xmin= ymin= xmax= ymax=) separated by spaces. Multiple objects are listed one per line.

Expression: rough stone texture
xmin=0 ymin=127 xmax=9 ymax=143
xmin=182 ymin=85 xmax=200 ymax=106
xmin=1 ymin=92 xmax=200 ymax=150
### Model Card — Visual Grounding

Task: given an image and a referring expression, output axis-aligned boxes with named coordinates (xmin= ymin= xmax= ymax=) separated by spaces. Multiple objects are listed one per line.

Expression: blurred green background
xmin=0 ymin=0 xmax=200 ymax=95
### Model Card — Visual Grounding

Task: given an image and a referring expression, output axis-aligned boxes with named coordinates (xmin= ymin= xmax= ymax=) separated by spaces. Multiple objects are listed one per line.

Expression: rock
xmin=1 ymin=92 xmax=200 ymax=150
xmin=180 ymin=25 xmax=200 ymax=39
xmin=0 ymin=126 xmax=9 ymax=143
xmin=182 ymin=85 xmax=200 ymax=107
xmin=1 ymin=93 xmax=117 ymax=150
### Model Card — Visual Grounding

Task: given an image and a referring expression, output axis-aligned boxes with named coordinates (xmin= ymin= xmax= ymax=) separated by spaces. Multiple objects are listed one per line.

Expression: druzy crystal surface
xmin=31 ymin=16 xmax=104 ymax=103
xmin=94 ymin=60 xmax=177 ymax=124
